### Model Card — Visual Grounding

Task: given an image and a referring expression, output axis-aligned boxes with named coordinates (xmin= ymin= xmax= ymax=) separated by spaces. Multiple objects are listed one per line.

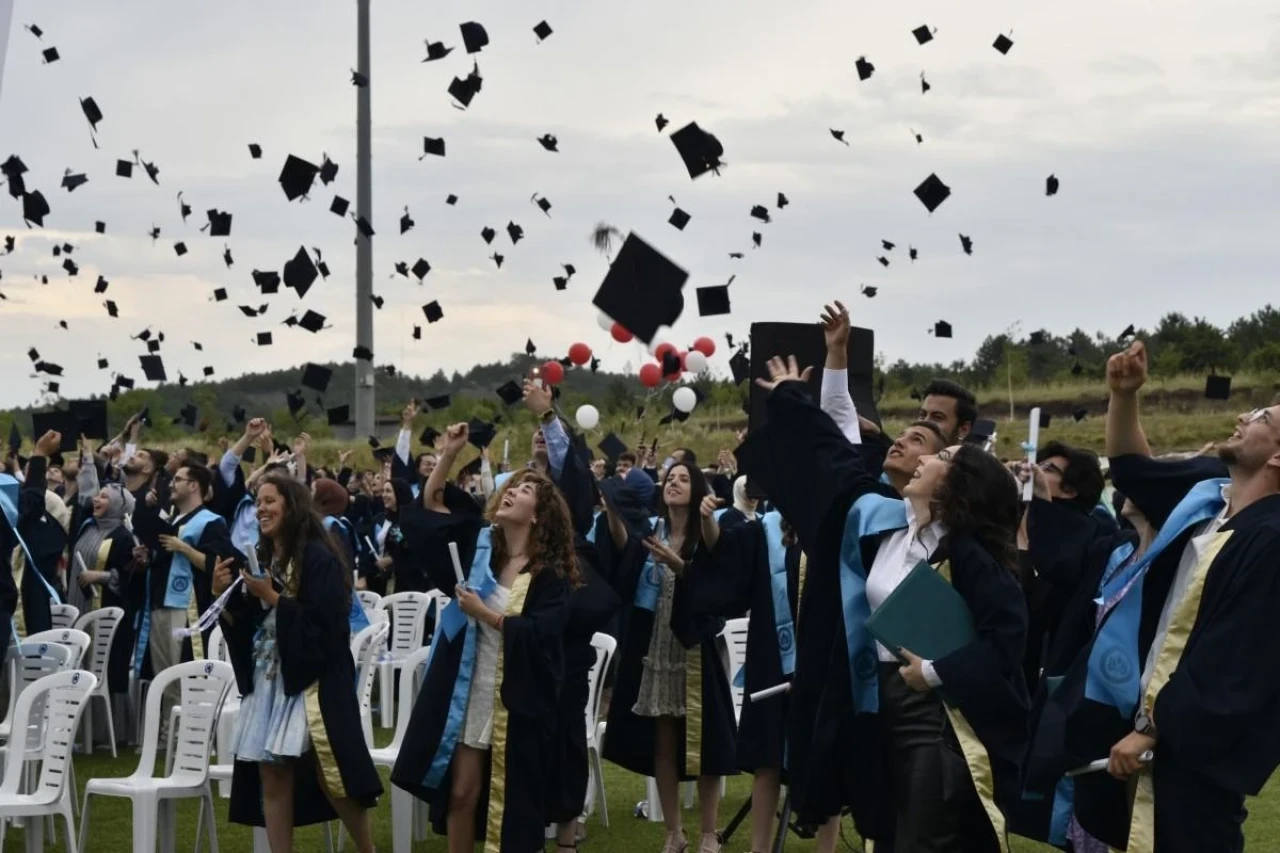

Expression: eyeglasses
xmin=171 ymin=476 xmax=193 ymax=485
xmin=1245 ymin=409 xmax=1272 ymax=425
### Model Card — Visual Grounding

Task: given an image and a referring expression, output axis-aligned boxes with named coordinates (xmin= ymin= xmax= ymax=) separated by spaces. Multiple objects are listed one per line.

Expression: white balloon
xmin=672 ymin=387 xmax=697 ymax=413
xmin=576 ymin=404 xmax=600 ymax=430
xmin=596 ymin=311 xmax=614 ymax=332
xmin=684 ymin=350 xmax=708 ymax=374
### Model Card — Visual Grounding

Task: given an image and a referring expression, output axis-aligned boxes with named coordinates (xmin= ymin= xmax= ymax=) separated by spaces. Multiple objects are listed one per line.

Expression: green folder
xmin=866 ymin=560 xmax=976 ymax=664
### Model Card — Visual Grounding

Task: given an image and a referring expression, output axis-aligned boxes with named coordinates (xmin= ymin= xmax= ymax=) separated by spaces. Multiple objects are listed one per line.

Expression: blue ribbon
xmin=1084 ymin=478 xmax=1227 ymax=714
xmin=162 ymin=508 xmax=219 ymax=609
xmin=0 ymin=473 xmax=64 ymax=607
xmin=760 ymin=512 xmax=797 ymax=678
xmin=838 ymin=493 xmax=909 ymax=714
xmin=632 ymin=516 xmax=664 ymax=612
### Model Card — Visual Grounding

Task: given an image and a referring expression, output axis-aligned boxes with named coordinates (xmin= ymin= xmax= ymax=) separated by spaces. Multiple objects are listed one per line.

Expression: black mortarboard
xmin=278 ymin=154 xmax=319 ymax=201
xmin=22 ymin=191 xmax=49 ymax=226
xmin=286 ymin=390 xmax=306 ymax=417
xmin=1029 ymin=331 xmax=1046 ymax=346
xmin=446 ymin=193 xmax=458 ymax=205
xmin=422 ymin=301 xmax=443 ymax=323
xmin=116 ymin=158 xmax=133 ymax=177
xmin=877 ymin=256 xmax=889 ymax=267
xmin=330 ymin=196 xmax=350 ymax=217
xmin=421 ymin=137 xmax=446 ymax=158
xmin=223 ymin=246 xmax=234 ymax=267
xmin=855 ymin=56 xmax=875 ymax=80
xmin=301 ymin=363 xmax=333 ymax=394
xmin=61 ymin=171 xmax=88 ymax=192
xmin=7 ymin=422 xmax=19 ymax=453
xmin=537 ymin=134 xmax=559 ymax=152
xmin=460 ymin=21 xmax=489 ymax=53
xmin=95 ymin=221 xmax=105 ymax=233
xmin=592 ymin=232 xmax=688 ymax=344
xmin=959 ymin=233 xmax=974 ymax=255
xmin=525 ymin=338 xmax=537 ymax=355
xmin=914 ymin=173 xmax=951 ymax=213
xmin=79 ymin=96 xmax=103 ymax=134
xmin=861 ymin=285 xmax=878 ymax=298
xmin=139 ymin=354 xmax=166 ymax=382
xmin=400 ymin=209 xmax=414 ymax=234
xmin=598 ymin=433 xmax=627 ymax=461
xmin=394 ymin=262 xmax=409 ymax=277
xmin=232 ymin=405 xmax=247 ymax=423
xmin=533 ymin=20 xmax=552 ymax=41
xmin=496 ymin=381 xmax=523 ymax=406
xmin=481 ymin=226 xmax=496 ymax=244
xmin=351 ymin=346 xmax=372 ymax=363
xmin=291 ymin=310 xmax=323 ymax=335
xmin=203 ymin=366 xmax=214 ymax=377
xmin=696 ymin=284 xmax=731 ymax=317
xmin=355 ymin=216 xmax=373 ymax=237
xmin=371 ymin=295 xmax=385 ymax=310
xmin=1046 ymin=174 xmax=1060 ymax=196
xmin=413 ymin=325 xmax=422 ymax=340
xmin=909 ymin=246 xmax=918 ymax=260
xmin=240 ymin=303 xmax=262 ymax=317
xmin=423 ymin=394 xmax=451 ymax=411
xmin=670 ymin=122 xmax=723 ymax=179
xmin=146 ymin=339 xmax=160 ymax=353
xmin=251 ymin=270 xmax=280 ymax=295
xmin=730 ymin=348 xmax=750 ymax=384
xmin=507 ymin=222 xmax=524 ymax=244
xmin=284 ymin=246 xmax=318 ymax=296
xmin=27 ymin=347 xmax=40 ymax=363
xmin=448 ymin=73 xmax=482 ymax=108
xmin=932 ymin=321 xmax=953 ymax=338
xmin=249 ymin=143 xmax=262 ymax=159
xmin=1038 ymin=411 xmax=1052 ymax=430
xmin=213 ymin=287 xmax=228 ymax=301
xmin=319 ymin=156 xmax=338 ymax=185
xmin=327 ymin=405 xmax=350 ymax=426
xmin=137 ymin=155 xmax=160 ymax=184
xmin=30 ymin=411 xmax=78 ymax=452
xmin=178 ymin=193 xmax=192 ymax=221
xmin=1205 ymin=375 xmax=1232 ymax=400
xmin=351 ymin=70 xmax=368 ymax=87
xmin=913 ymin=25 xmax=934 ymax=44
xmin=420 ymin=426 xmax=441 ymax=447
xmin=177 ymin=404 xmax=198 ymax=428
xmin=174 ymin=242 xmax=188 ymax=256
xmin=423 ymin=40 xmax=453 ymax=61
xmin=993 ymin=33 xmax=1014 ymax=55
xmin=256 ymin=332 xmax=273 ymax=346
xmin=411 ymin=258 xmax=431 ymax=280
xmin=68 ymin=399 xmax=109 ymax=439
xmin=27 ymin=24 xmax=43 ymax=37
xmin=41 ymin=45 xmax=59 ymax=62
xmin=205 ymin=209 xmax=232 ymax=237
xmin=921 ymin=73 xmax=931 ymax=93
xmin=63 ymin=257 xmax=79 ymax=275
xmin=1119 ymin=324 xmax=1136 ymax=339
xmin=532 ymin=194 xmax=552 ymax=216
xmin=661 ymin=350 xmax=682 ymax=376
xmin=97 ymin=357 xmax=108 ymax=369
xmin=553 ymin=275 xmax=568 ymax=291
xmin=466 ymin=418 xmax=497 ymax=449
xmin=669 ymin=208 xmax=691 ymax=230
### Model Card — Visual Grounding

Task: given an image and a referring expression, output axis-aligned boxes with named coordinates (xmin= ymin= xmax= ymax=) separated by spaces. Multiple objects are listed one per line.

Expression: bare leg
xmin=260 ymin=763 xmax=295 ymax=853
xmin=325 ymin=796 xmax=373 ymax=853
xmin=554 ymin=820 xmax=579 ymax=848
xmin=815 ymin=814 xmax=840 ymax=853
xmin=697 ymin=774 xmax=722 ymax=851
xmin=653 ymin=717 xmax=686 ymax=845
xmin=749 ymin=769 xmax=781 ymax=851
xmin=447 ymin=745 xmax=486 ymax=853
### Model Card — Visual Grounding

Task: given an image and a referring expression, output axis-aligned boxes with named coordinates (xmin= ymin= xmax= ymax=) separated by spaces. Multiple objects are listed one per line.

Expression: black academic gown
xmin=0 ymin=504 xmax=20 ymax=664
xmin=69 ymin=522 xmax=143 ymax=692
xmin=391 ymin=506 xmax=570 ymax=853
xmin=17 ymin=456 xmax=67 ymax=636
xmin=596 ymin=524 xmax=739 ymax=781
xmin=696 ymin=521 xmax=803 ymax=772
xmin=737 ymin=380 xmax=1030 ymax=847
xmin=225 ymin=539 xmax=383 ymax=827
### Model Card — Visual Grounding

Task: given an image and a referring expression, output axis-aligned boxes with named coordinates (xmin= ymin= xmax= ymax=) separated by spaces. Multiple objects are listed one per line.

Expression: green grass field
xmin=15 ymin=731 xmax=1280 ymax=851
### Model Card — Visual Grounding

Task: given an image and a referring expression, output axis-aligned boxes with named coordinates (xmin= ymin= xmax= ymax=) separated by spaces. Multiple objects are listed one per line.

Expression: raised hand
xmin=1106 ymin=341 xmax=1148 ymax=394
xmin=699 ymin=494 xmax=725 ymax=518
xmin=522 ymin=379 xmax=554 ymax=416
xmin=753 ymin=355 xmax=813 ymax=393
xmin=338 ymin=450 xmax=352 ymax=468
xmin=293 ymin=432 xmax=311 ymax=456
xmin=245 ymin=418 xmax=268 ymax=440
xmin=33 ymin=430 xmax=61 ymax=457
xmin=443 ymin=422 xmax=470 ymax=455
xmin=820 ymin=300 xmax=851 ymax=350
xmin=642 ymin=536 xmax=686 ymax=573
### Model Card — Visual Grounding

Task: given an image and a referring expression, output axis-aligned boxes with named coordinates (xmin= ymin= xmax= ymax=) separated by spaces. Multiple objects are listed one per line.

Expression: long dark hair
xmin=658 ymin=461 xmax=711 ymax=560
xmin=931 ymin=445 xmax=1021 ymax=574
xmin=484 ymin=469 xmax=581 ymax=586
xmin=257 ymin=474 xmax=350 ymax=595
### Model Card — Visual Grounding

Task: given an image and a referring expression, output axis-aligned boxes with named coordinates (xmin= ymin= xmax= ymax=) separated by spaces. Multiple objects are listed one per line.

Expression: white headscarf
xmin=732 ymin=476 xmax=757 ymax=521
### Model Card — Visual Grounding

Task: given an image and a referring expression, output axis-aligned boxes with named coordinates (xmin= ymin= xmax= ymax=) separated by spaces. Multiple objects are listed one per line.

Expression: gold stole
xmin=291 ymin=555 xmax=346 ymax=800
xmin=483 ymin=571 xmax=534 ymax=853
xmin=12 ymin=546 xmax=26 ymax=637
xmin=796 ymin=549 xmax=808 ymax=625
xmin=87 ymin=539 xmax=110 ymax=613
xmin=1125 ymin=530 xmax=1233 ymax=853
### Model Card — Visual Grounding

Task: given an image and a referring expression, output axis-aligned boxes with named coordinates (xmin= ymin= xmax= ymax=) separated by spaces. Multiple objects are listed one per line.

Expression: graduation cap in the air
xmin=394 ymin=262 xmax=409 ymax=278
xmin=1119 ymin=324 xmax=1136 ymax=340
xmin=423 ymin=394 xmax=451 ymax=412
xmin=597 ymin=433 xmax=627 ymax=462
xmin=914 ymin=173 xmax=951 ymax=213
xmin=423 ymin=40 xmax=453 ymax=61
xmin=913 ymin=24 xmax=935 ymax=44
xmin=668 ymin=207 xmax=690 ymax=230
xmin=1 ymin=155 xmax=27 ymax=197
xmin=421 ymin=137 xmax=446 ymax=159
xmin=174 ymin=242 xmax=188 ymax=257
xmin=993 ymin=33 xmax=1014 ymax=55
xmin=102 ymin=299 xmax=118 ymax=318
xmin=750 ymin=205 xmax=771 ymax=224
xmin=353 ymin=345 xmax=373 ymax=361
xmin=330 ymin=196 xmax=350 ymax=217
xmin=286 ymin=390 xmax=306 ymax=417
xmin=204 ymin=209 xmax=232 ymax=237
xmin=256 ymin=332 xmax=273 ymax=346
xmin=959 ymin=234 xmax=974 ymax=255
xmin=412 ymin=325 xmax=422 ymax=340
xmin=177 ymin=192 xmax=192 ymax=222
xmin=248 ymin=143 xmax=262 ymax=159
xmin=909 ymin=246 xmax=918 ymax=261
xmin=448 ymin=65 xmax=484 ymax=108
xmin=176 ymin=404 xmax=199 ymax=429
xmin=301 ymin=363 xmax=333 ymax=394
xmin=97 ymin=357 xmax=108 ymax=370
xmin=22 ymin=191 xmax=49 ymax=227
xmin=370 ymin=294 xmax=385 ymax=310
xmin=467 ymin=418 xmax=497 ymax=449
xmin=696 ymin=282 xmax=732 ymax=317
xmin=422 ymin=301 xmax=443 ymax=323
xmin=223 ymin=246 xmax=234 ymax=267
xmin=1037 ymin=411 xmax=1052 ymax=430
xmin=1205 ymin=374 xmax=1232 ymax=400
xmin=400 ymin=208 xmax=415 ymax=234
xmin=533 ymin=20 xmax=552 ymax=41
xmin=139 ymin=354 xmax=166 ymax=382
xmin=921 ymin=72 xmax=931 ymax=94
xmin=283 ymin=246 xmax=318 ymax=297
xmin=326 ymin=405 xmax=350 ymax=427
xmin=293 ymin=310 xmax=326 ymax=334
xmin=592 ymin=232 xmax=688 ymax=344
xmin=445 ymin=193 xmax=458 ymax=205
xmin=877 ymin=256 xmax=889 ymax=268
xmin=212 ymin=288 xmax=228 ymax=302
xmin=134 ymin=151 xmax=160 ymax=184
xmin=30 ymin=411 xmax=78 ymax=452
xmin=654 ymin=113 xmax=670 ymax=133
xmin=537 ymin=134 xmax=560 ymax=152
xmin=67 ymin=399 xmax=109 ymax=440
xmin=460 ymin=21 xmax=489 ymax=53
xmin=279 ymin=155 xmax=320 ymax=201
xmin=319 ymin=155 xmax=338 ymax=185
xmin=63 ymin=257 xmax=80 ymax=275
xmin=417 ymin=425 xmax=441 ymax=448
xmin=855 ymin=56 xmax=875 ymax=80
xmin=507 ymin=222 xmax=524 ymax=244
xmin=860 ymin=285 xmax=878 ymax=298
xmin=350 ymin=70 xmax=368 ymax=87
xmin=531 ymin=194 xmax=552 ymax=216
xmin=829 ymin=129 xmax=849 ymax=146
xmin=931 ymin=321 xmax=953 ymax=339
xmin=670 ymin=122 xmax=723 ymax=179
xmin=5 ymin=235 xmax=16 ymax=253
xmin=61 ymin=171 xmax=88 ymax=192
xmin=479 ymin=226 xmax=497 ymax=245
xmin=495 ymin=381 xmax=523 ymax=406
xmin=411 ymin=258 xmax=431 ymax=281
xmin=1046 ymin=174 xmax=1060 ymax=196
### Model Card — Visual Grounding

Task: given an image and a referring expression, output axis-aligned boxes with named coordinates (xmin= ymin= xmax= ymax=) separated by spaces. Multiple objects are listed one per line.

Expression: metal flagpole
xmin=0 ymin=0 xmax=15 ymax=102
xmin=354 ymin=0 xmax=376 ymax=436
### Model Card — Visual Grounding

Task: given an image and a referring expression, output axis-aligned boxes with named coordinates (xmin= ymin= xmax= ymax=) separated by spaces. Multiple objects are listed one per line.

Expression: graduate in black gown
xmin=1043 ymin=342 xmax=1280 ymax=853
xmin=741 ymin=354 xmax=1029 ymax=852
xmin=597 ymin=458 xmax=737 ymax=853
xmin=392 ymin=422 xmax=575 ymax=853
xmin=15 ymin=431 xmax=71 ymax=636
xmin=221 ymin=474 xmax=382 ymax=853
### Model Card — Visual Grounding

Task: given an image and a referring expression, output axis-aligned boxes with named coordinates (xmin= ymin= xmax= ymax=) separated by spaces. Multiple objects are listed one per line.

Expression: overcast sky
xmin=2 ymin=0 xmax=1279 ymax=408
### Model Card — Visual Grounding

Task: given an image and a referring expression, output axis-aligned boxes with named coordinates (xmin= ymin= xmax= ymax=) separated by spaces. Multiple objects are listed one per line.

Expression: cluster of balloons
xmin=638 ymin=336 xmax=716 ymax=388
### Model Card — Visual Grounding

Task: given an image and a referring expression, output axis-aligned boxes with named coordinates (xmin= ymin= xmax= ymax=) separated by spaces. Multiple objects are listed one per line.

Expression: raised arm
xmin=1104 ymin=341 xmax=1152 ymax=460
xmin=423 ymin=423 xmax=469 ymax=513
xmin=819 ymin=300 xmax=862 ymax=445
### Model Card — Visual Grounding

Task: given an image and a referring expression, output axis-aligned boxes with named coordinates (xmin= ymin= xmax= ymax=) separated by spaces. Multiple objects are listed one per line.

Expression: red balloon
xmin=542 ymin=360 xmax=565 ymax=385
xmin=653 ymin=342 xmax=677 ymax=363
xmin=610 ymin=323 xmax=634 ymax=343
xmin=692 ymin=336 xmax=716 ymax=357
xmin=568 ymin=342 xmax=592 ymax=365
xmin=666 ymin=351 xmax=687 ymax=381
xmin=638 ymin=363 xmax=662 ymax=388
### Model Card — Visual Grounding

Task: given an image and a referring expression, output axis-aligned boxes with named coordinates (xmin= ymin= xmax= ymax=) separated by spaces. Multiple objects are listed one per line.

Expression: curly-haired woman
xmin=218 ymin=474 xmax=382 ymax=853
xmin=742 ymin=355 xmax=1028 ymax=853
xmin=391 ymin=422 xmax=576 ymax=853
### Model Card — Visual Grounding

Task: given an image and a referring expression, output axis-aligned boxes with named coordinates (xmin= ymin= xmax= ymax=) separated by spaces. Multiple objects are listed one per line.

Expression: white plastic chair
xmin=0 ymin=642 xmax=75 ymax=746
xmin=48 ymin=604 xmax=80 ymax=632
xmin=0 ymin=670 xmax=97 ymax=853
xmin=719 ymin=617 xmax=750 ymax=725
xmin=79 ymin=659 xmax=234 ymax=853
xmin=72 ymin=607 xmax=125 ymax=756
xmin=375 ymin=592 xmax=432 ymax=729
xmin=368 ymin=644 xmax=432 ymax=853
xmin=206 ymin=625 xmax=244 ymax=799
xmin=357 ymin=590 xmax=383 ymax=623
xmin=25 ymin=628 xmax=92 ymax=670
xmin=582 ymin=632 xmax=618 ymax=827
xmin=351 ymin=621 xmax=390 ymax=746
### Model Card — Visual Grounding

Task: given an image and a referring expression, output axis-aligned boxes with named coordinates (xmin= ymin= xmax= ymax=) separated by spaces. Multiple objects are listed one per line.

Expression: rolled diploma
xmin=448 ymin=541 xmax=474 ymax=625
xmin=1023 ymin=407 xmax=1041 ymax=502
xmin=1066 ymin=749 xmax=1153 ymax=777
xmin=748 ymin=682 xmax=792 ymax=703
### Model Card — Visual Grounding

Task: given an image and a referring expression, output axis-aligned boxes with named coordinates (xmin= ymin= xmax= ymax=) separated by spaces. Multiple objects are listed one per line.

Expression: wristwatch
xmin=539 ymin=409 xmax=556 ymax=425
xmin=1134 ymin=710 xmax=1157 ymax=737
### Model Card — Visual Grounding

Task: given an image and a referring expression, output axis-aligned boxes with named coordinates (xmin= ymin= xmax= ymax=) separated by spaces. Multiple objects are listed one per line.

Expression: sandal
xmin=662 ymin=831 xmax=689 ymax=853
xmin=699 ymin=832 xmax=722 ymax=853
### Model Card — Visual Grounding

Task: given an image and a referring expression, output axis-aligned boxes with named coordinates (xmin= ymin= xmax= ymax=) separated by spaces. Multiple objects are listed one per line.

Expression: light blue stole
xmin=760 ymin=511 xmax=797 ymax=676
xmin=632 ymin=516 xmax=665 ymax=612
xmin=839 ymin=492 xmax=909 ymax=714
xmin=162 ymin=508 xmax=220 ymax=609
xmin=323 ymin=515 xmax=371 ymax=635
xmin=1084 ymin=478 xmax=1227 ymax=714
xmin=0 ymin=473 xmax=63 ymax=606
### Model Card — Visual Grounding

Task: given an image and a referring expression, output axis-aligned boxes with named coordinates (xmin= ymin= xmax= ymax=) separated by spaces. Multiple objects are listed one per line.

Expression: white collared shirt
xmin=820 ymin=367 xmax=862 ymax=445
xmin=867 ymin=500 xmax=946 ymax=662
